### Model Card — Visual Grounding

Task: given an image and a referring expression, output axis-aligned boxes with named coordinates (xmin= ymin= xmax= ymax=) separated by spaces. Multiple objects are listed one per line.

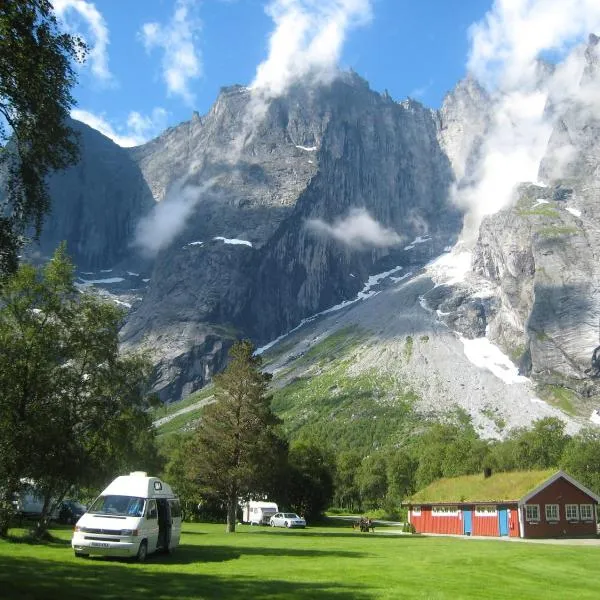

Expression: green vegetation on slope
xmin=1 ymin=523 xmax=600 ymax=600
xmin=272 ymin=360 xmax=419 ymax=453
xmin=152 ymin=385 xmax=215 ymax=421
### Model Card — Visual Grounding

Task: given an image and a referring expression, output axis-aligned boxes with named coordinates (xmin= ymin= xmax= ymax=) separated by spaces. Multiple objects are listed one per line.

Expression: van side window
xmin=169 ymin=499 xmax=182 ymax=519
xmin=146 ymin=499 xmax=157 ymax=519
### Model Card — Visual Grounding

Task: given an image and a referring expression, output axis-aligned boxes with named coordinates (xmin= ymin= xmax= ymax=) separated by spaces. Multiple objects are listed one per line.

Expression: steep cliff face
xmin=473 ymin=184 xmax=600 ymax=399
xmin=35 ymin=119 xmax=154 ymax=270
xmin=460 ymin=36 xmax=600 ymax=409
xmin=120 ymin=74 xmax=462 ymax=400
xmin=437 ymin=76 xmax=491 ymax=182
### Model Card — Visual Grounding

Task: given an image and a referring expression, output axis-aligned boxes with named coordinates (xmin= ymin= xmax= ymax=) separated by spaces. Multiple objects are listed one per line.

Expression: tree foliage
xmin=0 ymin=245 xmax=157 ymax=536
xmin=0 ymin=0 xmax=85 ymax=275
xmin=189 ymin=340 xmax=285 ymax=532
xmin=285 ymin=442 xmax=335 ymax=521
xmin=560 ymin=427 xmax=600 ymax=494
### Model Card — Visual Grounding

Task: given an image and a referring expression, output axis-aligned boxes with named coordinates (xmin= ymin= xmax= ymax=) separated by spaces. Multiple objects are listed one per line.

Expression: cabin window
xmin=545 ymin=504 xmax=559 ymax=522
xmin=412 ymin=506 xmax=421 ymax=516
xmin=565 ymin=504 xmax=579 ymax=520
xmin=525 ymin=504 xmax=540 ymax=522
xmin=146 ymin=499 xmax=157 ymax=520
xmin=432 ymin=506 xmax=458 ymax=516
xmin=580 ymin=504 xmax=594 ymax=521
xmin=169 ymin=499 xmax=182 ymax=518
xmin=475 ymin=506 xmax=497 ymax=516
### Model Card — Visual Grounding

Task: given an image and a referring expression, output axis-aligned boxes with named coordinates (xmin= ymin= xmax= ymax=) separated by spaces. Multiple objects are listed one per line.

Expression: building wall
xmin=471 ymin=504 xmax=519 ymax=537
xmin=409 ymin=504 xmax=520 ymax=537
xmin=522 ymin=477 xmax=597 ymax=538
xmin=410 ymin=506 xmax=462 ymax=535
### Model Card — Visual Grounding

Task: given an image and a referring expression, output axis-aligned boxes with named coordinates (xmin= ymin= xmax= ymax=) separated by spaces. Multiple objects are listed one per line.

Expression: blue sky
xmin=51 ymin=0 xmax=490 ymax=146
xmin=51 ymin=0 xmax=599 ymax=148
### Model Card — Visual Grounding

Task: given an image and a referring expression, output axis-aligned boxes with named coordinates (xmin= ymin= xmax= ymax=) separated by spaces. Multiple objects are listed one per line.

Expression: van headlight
xmin=121 ymin=529 xmax=138 ymax=536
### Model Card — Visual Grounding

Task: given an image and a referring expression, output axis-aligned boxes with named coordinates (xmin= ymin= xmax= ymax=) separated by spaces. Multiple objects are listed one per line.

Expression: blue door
xmin=463 ymin=508 xmax=473 ymax=535
xmin=498 ymin=508 xmax=509 ymax=536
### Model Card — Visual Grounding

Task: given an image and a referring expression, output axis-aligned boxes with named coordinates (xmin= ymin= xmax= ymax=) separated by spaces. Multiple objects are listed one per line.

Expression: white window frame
xmin=475 ymin=505 xmax=497 ymax=517
xmin=432 ymin=506 xmax=459 ymax=517
xmin=565 ymin=504 xmax=579 ymax=521
xmin=545 ymin=504 xmax=559 ymax=522
xmin=412 ymin=506 xmax=421 ymax=516
xmin=525 ymin=504 xmax=540 ymax=522
xmin=580 ymin=504 xmax=594 ymax=521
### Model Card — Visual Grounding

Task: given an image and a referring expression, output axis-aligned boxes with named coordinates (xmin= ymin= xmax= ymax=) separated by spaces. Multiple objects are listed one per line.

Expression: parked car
xmin=269 ymin=512 xmax=306 ymax=528
xmin=57 ymin=500 xmax=87 ymax=524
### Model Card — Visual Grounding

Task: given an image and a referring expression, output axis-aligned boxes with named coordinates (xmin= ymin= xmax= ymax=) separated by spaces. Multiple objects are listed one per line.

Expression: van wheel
xmin=285 ymin=521 xmax=289 ymax=528
xmin=136 ymin=540 xmax=148 ymax=562
xmin=74 ymin=551 xmax=88 ymax=558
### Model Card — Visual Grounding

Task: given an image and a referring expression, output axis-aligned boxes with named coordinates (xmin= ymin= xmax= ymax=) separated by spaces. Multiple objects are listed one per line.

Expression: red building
xmin=406 ymin=470 xmax=599 ymax=539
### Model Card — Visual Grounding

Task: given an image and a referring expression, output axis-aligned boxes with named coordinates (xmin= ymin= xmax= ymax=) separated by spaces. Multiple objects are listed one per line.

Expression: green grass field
xmin=1 ymin=522 xmax=599 ymax=599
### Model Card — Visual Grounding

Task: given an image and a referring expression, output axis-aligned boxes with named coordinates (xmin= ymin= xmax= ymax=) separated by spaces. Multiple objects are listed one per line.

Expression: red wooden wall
xmin=522 ymin=477 xmax=597 ymax=538
xmin=410 ymin=504 xmax=520 ymax=537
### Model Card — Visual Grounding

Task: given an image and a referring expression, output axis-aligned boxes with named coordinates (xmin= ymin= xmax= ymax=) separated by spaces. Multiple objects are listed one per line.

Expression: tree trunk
xmin=0 ymin=479 xmax=18 ymax=537
xmin=226 ymin=494 xmax=237 ymax=533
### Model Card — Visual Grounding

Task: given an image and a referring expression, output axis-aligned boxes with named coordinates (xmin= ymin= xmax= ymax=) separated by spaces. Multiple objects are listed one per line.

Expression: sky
xmin=55 ymin=0 xmax=489 ymax=147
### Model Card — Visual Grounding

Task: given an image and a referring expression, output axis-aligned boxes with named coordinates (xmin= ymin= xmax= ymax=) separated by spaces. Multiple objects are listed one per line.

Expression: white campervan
xmin=71 ymin=472 xmax=182 ymax=561
xmin=242 ymin=500 xmax=279 ymax=525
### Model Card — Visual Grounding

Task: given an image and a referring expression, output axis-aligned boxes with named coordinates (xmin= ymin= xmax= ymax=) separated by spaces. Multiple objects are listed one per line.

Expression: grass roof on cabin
xmin=408 ymin=470 xmax=557 ymax=504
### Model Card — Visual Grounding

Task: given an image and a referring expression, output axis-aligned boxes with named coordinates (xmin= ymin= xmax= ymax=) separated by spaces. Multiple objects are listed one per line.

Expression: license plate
xmin=91 ymin=542 xmax=110 ymax=547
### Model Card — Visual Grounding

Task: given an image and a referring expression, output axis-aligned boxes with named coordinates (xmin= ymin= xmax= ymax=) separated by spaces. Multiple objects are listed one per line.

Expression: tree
xmin=189 ymin=340 xmax=284 ymax=532
xmin=0 ymin=245 xmax=157 ymax=536
xmin=356 ymin=453 xmax=388 ymax=510
xmin=489 ymin=417 xmax=569 ymax=473
xmin=0 ymin=0 xmax=85 ymax=275
xmin=560 ymin=428 xmax=600 ymax=494
xmin=286 ymin=442 xmax=335 ymax=521
xmin=333 ymin=450 xmax=362 ymax=512
xmin=160 ymin=434 xmax=201 ymax=522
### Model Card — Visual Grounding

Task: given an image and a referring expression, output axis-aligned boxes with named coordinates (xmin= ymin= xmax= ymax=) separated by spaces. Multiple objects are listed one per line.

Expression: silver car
xmin=269 ymin=512 xmax=306 ymax=528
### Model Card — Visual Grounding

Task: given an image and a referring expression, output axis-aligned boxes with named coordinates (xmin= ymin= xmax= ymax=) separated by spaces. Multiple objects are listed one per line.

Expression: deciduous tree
xmin=0 ymin=245 xmax=157 ymax=536
xmin=0 ymin=0 xmax=85 ymax=275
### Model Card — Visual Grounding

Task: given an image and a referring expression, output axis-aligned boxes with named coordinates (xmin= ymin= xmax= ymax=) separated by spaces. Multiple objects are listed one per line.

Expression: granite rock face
xmin=119 ymin=74 xmax=462 ymax=399
xmin=35 ymin=119 xmax=154 ymax=270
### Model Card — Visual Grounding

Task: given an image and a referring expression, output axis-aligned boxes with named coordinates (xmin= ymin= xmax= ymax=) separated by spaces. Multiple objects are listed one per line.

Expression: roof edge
xmin=519 ymin=470 xmax=600 ymax=504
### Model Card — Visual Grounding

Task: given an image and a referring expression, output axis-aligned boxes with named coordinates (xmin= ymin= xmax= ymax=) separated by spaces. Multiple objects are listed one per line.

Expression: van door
xmin=157 ymin=499 xmax=172 ymax=551
xmin=145 ymin=499 xmax=160 ymax=552
xmin=168 ymin=499 xmax=182 ymax=549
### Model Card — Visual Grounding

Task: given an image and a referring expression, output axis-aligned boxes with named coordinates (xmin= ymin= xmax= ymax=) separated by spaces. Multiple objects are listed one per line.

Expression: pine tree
xmin=189 ymin=340 xmax=285 ymax=532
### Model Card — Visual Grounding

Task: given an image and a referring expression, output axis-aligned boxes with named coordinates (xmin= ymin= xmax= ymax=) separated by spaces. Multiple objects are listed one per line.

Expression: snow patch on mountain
xmin=213 ymin=236 xmax=253 ymax=247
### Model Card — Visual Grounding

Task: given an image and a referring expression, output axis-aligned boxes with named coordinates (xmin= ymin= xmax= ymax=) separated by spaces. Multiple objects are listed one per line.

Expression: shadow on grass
xmin=239 ymin=529 xmax=422 ymax=540
xmin=6 ymin=532 xmax=71 ymax=547
xmin=0 ymin=554 xmax=370 ymax=600
xmin=156 ymin=543 xmax=368 ymax=565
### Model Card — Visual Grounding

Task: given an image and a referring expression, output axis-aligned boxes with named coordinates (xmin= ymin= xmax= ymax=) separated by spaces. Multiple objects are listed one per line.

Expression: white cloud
xmin=140 ymin=0 xmax=202 ymax=106
xmin=229 ymin=0 xmax=372 ymax=160
xmin=52 ymin=0 xmax=113 ymax=84
xmin=457 ymin=0 xmax=600 ymax=240
xmin=71 ymin=108 xmax=168 ymax=147
xmin=252 ymin=0 xmax=372 ymax=97
xmin=134 ymin=178 xmax=220 ymax=256
xmin=306 ymin=208 xmax=402 ymax=249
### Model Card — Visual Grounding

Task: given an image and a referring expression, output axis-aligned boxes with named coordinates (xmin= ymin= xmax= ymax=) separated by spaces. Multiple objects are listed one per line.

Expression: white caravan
xmin=242 ymin=500 xmax=279 ymax=525
xmin=72 ymin=472 xmax=182 ymax=561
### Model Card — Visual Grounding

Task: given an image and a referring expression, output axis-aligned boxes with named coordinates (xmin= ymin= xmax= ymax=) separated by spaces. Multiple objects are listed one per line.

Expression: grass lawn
xmin=1 ymin=522 xmax=599 ymax=599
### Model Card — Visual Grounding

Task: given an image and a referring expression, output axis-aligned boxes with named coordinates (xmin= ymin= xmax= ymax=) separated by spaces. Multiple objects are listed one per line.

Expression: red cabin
xmin=405 ymin=470 xmax=599 ymax=539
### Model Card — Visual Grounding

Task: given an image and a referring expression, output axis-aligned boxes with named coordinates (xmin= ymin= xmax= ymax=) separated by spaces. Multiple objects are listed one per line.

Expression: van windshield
xmin=88 ymin=495 xmax=145 ymax=517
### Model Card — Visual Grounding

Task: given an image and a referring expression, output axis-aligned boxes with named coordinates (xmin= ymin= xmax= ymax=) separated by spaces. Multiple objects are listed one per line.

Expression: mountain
xmin=120 ymin=73 xmax=462 ymax=401
xmin=32 ymin=40 xmax=600 ymax=435
xmin=34 ymin=119 xmax=154 ymax=270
